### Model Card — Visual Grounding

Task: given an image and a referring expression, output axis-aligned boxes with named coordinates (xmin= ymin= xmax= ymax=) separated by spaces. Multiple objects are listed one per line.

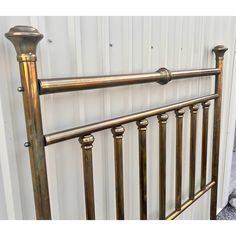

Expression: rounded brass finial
xmin=111 ymin=126 xmax=125 ymax=138
xmin=79 ymin=134 xmax=95 ymax=149
xmin=175 ymin=108 xmax=185 ymax=117
xmin=202 ymin=101 xmax=211 ymax=108
xmin=5 ymin=25 xmax=43 ymax=58
xmin=190 ymin=104 xmax=199 ymax=113
xmin=136 ymin=119 xmax=149 ymax=130
xmin=157 ymin=113 xmax=169 ymax=123
xmin=212 ymin=45 xmax=228 ymax=59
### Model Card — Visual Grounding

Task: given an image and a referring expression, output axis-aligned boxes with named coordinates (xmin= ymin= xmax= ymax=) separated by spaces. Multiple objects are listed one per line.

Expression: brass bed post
xmin=210 ymin=45 xmax=228 ymax=220
xmin=201 ymin=101 xmax=210 ymax=190
xmin=79 ymin=135 xmax=96 ymax=220
xmin=136 ymin=119 xmax=148 ymax=220
xmin=111 ymin=126 xmax=125 ymax=220
xmin=189 ymin=105 xmax=199 ymax=200
xmin=157 ymin=113 xmax=168 ymax=220
xmin=175 ymin=109 xmax=185 ymax=211
xmin=5 ymin=26 xmax=51 ymax=219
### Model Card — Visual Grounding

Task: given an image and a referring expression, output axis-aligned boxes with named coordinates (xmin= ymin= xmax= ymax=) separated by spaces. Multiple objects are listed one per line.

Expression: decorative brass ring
xmin=156 ymin=67 xmax=172 ymax=85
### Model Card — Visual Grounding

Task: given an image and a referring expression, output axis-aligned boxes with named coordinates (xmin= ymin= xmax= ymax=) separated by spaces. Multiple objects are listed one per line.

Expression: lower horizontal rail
xmin=44 ymin=94 xmax=218 ymax=145
xmin=39 ymin=68 xmax=220 ymax=94
xmin=166 ymin=181 xmax=215 ymax=220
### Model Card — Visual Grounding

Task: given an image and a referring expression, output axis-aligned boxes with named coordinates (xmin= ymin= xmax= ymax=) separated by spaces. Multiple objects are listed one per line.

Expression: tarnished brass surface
xmin=201 ymin=101 xmax=211 ymax=190
xmin=5 ymin=26 xmax=51 ymax=220
xmin=5 ymin=25 xmax=43 ymax=58
xmin=45 ymin=94 xmax=218 ymax=145
xmin=175 ymin=109 xmax=185 ymax=211
xmin=136 ymin=119 xmax=148 ymax=220
xmin=112 ymin=126 xmax=125 ymax=220
xmin=5 ymin=27 xmax=226 ymax=221
xmin=39 ymin=68 xmax=220 ymax=94
xmin=157 ymin=113 xmax=168 ymax=220
xmin=189 ymin=105 xmax=199 ymax=200
xmin=210 ymin=45 xmax=228 ymax=220
xmin=79 ymin=135 xmax=95 ymax=220
xmin=167 ymin=181 xmax=215 ymax=220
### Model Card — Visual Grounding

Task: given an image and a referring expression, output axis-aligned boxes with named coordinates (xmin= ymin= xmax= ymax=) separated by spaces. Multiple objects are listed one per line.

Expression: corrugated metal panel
xmin=0 ymin=16 xmax=236 ymax=219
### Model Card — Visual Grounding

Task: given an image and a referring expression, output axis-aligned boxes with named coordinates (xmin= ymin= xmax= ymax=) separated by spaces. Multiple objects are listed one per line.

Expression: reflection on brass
xmin=79 ymin=134 xmax=96 ymax=220
xmin=210 ymin=45 xmax=228 ymax=220
xmin=5 ymin=24 xmax=227 ymax=221
xmin=157 ymin=113 xmax=168 ymax=220
xmin=201 ymin=101 xmax=211 ymax=191
xmin=45 ymin=94 xmax=218 ymax=146
xmin=175 ymin=109 xmax=185 ymax=211
xmin=136 ymin=119 xmax=148 ymax=220
xmin=189 ymin=104 xmax=199 ymax=200
xmin=39 ymin=68 xmax=220 ymax=94
xmin=5 ymin=26 xmax=51 ymax=220
xmin=166 ymin=181 xmax=215 ymax=220
xmin=112 ymin=126 xmax=125 ymax=220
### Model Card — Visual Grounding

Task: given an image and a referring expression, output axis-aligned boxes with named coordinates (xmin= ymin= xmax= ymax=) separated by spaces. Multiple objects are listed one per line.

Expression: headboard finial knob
xmin=5 ymin=25 xmax=43 ymax=59
xmin=213 ymin=45 xmax=228 ymax=59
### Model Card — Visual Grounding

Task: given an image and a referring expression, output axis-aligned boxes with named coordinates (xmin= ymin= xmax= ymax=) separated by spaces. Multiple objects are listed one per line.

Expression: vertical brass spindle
xmin=189 ymin=104 xmax=199 ymax=200
xmin=136 ymin=119 xmax=148 ymax=220
xmin=111 ymin=126 xmax=125 ymax=220
xmin=201 ymin=101 xmax=211 ymax=190
xmin=5 ymin=26 xmax=51 ymax=219
xmin=211 ymin=45 xmax=228 ymax=219
xmin=157 ymin=113 xmax=169 ymax=220
xmin=79 ymin=134 xmax=95 ymax=220
xmin=175 ymin=109 xmax=185 ymax=211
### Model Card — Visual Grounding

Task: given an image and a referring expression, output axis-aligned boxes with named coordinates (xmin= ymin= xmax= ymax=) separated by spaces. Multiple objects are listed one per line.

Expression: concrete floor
xmin=217 ymin=204 xmax=236 ymax=220
xmin=229 ymin=151 xmax=236 ymax=194
xmin=217 ymin=152 xmax=236 ymax=220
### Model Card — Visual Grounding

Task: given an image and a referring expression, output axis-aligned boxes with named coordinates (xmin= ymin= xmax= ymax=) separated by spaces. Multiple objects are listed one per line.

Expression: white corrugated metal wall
xmin=0 ymin=16 xmax=236 ymax=219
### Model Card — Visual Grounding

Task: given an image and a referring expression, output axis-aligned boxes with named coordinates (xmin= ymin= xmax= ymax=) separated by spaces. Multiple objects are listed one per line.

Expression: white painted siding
xmin=0 ymin=16 xmax=236 ymax=219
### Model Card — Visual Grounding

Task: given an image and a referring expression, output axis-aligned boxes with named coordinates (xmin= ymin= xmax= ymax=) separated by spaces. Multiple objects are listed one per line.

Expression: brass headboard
xmin=5 ymin=25 xmax=228 ymax=220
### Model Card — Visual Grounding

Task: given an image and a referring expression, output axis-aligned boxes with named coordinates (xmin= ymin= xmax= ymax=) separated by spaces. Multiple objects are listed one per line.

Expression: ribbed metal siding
xmin=0 ymin=16 xmax=236 ymax=219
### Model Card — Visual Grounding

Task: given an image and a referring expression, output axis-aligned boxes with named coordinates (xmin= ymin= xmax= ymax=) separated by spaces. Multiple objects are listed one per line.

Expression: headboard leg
xmin=5 ymin=26 xmax=51 ymax=220
xmin=210 ymin=45 xmax=228 ymax=220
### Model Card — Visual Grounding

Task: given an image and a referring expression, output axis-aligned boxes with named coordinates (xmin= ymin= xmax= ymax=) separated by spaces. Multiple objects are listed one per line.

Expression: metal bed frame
xmin=5 ymin=25 xmax=228 ymax=220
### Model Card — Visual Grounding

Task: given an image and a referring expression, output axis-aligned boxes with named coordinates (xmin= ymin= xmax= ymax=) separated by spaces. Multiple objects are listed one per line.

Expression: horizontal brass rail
xmin=166 ymin=181 xmax=215 ymax=220
xmin=44 ymin=94 xmax=218 ymax=145
xmin=39 ymin=68 xmax=220 ymax=94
